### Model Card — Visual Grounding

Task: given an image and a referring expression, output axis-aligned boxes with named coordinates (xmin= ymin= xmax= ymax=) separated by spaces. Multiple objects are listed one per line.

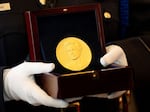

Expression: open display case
xmin=25 ymin=3 xmax=133 ymax=99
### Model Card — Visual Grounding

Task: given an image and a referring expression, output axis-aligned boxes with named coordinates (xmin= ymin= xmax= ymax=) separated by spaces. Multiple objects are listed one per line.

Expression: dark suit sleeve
xmin=0 ymin=67 xmax=5 ymax=112
xmin=109 ymin=36 xmax=150 ymax=86
xmin=109 ymin=35 xmax=150 ymax=112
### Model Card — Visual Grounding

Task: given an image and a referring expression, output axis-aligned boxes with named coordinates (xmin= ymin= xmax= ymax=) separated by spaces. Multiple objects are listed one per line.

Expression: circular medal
xmin=56 ymin=37 xmax=92 ymax=71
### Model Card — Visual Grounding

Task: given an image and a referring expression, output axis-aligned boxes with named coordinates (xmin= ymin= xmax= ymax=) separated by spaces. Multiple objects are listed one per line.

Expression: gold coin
xmin=56 ymin=37 xmax=92 ymax=71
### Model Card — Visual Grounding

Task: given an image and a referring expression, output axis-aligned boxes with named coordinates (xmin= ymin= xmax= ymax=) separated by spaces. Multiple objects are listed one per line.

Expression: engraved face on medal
xmin=56 ymin=37 xmax=92 ymax=71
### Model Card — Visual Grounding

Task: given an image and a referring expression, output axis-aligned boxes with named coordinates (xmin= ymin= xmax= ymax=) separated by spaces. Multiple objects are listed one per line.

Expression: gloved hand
xmin=3 ymin=61 xmax=69 ymax=108
xmin=100 ymin=45 xmax=128 ymax=67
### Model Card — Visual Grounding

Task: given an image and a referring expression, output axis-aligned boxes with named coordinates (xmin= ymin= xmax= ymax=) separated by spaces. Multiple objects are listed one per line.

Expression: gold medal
xmin=56 ymin=37 xmax=92 ymax=71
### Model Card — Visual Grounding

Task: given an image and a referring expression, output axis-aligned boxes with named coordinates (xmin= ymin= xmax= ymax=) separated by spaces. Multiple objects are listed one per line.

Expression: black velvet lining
xmin=37 ymin=11 xmax=103 ymax=74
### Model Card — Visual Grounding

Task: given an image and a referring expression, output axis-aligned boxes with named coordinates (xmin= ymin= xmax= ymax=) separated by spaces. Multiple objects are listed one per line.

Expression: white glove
xmin=100 ymin=45 xmax=128 ymax=67
xmin=3 ymin=61 xmax=68 ymax=108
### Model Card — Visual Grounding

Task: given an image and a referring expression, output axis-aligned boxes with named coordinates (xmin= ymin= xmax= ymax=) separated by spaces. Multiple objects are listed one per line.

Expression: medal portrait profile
xmin=56 ymin=37 xmax=92 ymax=71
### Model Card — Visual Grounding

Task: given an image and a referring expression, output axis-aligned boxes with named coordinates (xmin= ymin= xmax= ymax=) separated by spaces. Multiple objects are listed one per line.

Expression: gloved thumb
xmin=3 ymin=62 xmax=68 ymax=108
xmin=100 ymin=45 xmax=128 ymax=67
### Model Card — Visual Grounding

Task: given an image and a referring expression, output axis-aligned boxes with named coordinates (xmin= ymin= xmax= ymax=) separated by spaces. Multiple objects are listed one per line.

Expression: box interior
xmin=34 ymin=10 xmax=104 ymax=74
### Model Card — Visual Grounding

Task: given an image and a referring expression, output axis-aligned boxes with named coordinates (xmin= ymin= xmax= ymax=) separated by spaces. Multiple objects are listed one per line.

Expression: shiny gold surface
xmin=56 ymin=37 xmax=92 ymax=71
xmin=104 ymin=11 xmax=111 ymax=19
xmin=61 ymin=70 xmax=95 ymax=77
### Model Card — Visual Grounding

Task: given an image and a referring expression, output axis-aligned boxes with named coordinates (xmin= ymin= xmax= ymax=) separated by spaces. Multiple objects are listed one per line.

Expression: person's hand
xmin=3 ymin=61 xmax=69 ymax=108
xmin=100 ymin=45 xmax=128 ymax=67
